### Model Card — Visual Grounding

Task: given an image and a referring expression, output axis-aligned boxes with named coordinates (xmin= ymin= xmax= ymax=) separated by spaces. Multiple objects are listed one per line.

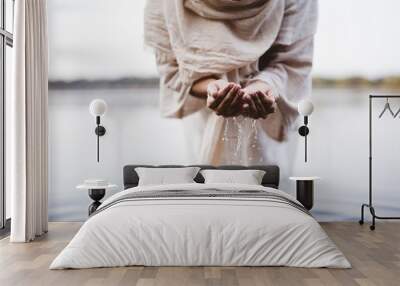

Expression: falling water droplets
xmin=235 ymin=117 xmax=244 ymax=164
xmin=220 ymin=116 xmax=262 ymax=165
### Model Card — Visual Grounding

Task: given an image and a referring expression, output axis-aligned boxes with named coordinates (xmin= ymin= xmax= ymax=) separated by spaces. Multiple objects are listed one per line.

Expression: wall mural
xmin=48 ymin=0 xmax=400 ymax=221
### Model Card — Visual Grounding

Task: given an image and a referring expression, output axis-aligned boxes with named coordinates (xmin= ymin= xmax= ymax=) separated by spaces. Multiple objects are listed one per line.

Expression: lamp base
xmin=95 ymin=126 xmax=106 ymax=136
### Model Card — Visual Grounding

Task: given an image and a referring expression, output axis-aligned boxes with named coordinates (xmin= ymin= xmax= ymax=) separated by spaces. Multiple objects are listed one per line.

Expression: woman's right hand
xmin=207 ymin=79 xmax=243 ymax=117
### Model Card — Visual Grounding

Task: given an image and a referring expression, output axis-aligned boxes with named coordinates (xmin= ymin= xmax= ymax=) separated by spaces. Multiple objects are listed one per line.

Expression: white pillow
xmin=135 ymin=167 xmax=200 ymax=186
xmin=200 ymin=169 xmax=266 ymax=185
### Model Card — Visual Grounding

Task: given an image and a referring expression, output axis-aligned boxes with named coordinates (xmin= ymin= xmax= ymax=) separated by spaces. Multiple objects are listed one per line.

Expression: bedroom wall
xmin=48 ymin=86 xmax=400 ymax=222
xmin=48 ymin=87 xmax=188 ymax=220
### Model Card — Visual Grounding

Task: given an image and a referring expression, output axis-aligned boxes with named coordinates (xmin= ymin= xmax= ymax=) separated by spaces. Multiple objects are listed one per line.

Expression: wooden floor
xmin=0 ymin=222 xmax=399 ymax=286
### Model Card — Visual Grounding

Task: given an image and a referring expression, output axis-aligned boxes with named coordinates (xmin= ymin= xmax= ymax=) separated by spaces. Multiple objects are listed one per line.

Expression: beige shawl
xmin=144 ymin=0 xmax=318 ymax=164
xmin=145 ymin=0 xmax=316 ymax=85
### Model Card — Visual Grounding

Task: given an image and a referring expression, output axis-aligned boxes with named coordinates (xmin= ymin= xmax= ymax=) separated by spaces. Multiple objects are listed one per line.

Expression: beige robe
xmin=145 ymin=0 xmax=318 ymax=165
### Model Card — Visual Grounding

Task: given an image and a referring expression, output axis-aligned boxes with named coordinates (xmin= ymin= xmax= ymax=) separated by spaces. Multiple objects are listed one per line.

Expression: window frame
xmin=0 ymin=0 xmax=14 ymax=232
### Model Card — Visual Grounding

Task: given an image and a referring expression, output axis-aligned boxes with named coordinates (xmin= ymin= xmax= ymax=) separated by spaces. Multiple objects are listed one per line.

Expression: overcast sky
xmin=48 ymin=0 xmax=400 ymax=81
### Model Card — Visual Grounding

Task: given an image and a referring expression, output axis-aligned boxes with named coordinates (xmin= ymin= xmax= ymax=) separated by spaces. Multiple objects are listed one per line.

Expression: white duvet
xmin=50 ymin=183 xmax=350 ymax=269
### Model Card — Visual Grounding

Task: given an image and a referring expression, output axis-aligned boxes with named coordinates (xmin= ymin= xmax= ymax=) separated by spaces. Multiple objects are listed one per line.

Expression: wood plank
xmin=0 ymin=222 xmax=399 ymax=286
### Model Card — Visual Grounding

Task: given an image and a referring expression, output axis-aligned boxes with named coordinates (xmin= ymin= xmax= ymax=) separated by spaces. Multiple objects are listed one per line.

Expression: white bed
xmin=50 ymin=183 xmax=350 ymax=269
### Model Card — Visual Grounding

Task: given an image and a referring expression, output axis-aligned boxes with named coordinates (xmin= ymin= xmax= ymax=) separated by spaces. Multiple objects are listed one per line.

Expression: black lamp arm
xmin=97 ymin=127 xmax=99 ymax=162
xmin=298 ymin=116 xmax=310 ymax=162
xmin=94 ymin=116 xmax=106 ymax=162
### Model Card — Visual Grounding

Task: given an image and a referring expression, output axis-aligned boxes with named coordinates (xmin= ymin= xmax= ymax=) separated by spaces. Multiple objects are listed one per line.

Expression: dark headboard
xmin=123 ymin=165 xmax=280 ymax=189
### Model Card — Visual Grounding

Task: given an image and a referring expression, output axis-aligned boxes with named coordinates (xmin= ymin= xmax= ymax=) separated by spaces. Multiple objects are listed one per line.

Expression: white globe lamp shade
xmin=89 ymin=99 xmax=107 ymax=117
xmin=298 ymin=100 xmax=314 ymax=116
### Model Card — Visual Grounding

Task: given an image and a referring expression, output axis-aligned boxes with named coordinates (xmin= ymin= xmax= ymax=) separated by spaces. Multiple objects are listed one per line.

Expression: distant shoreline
xmin=48 ymin=77 xmax=160 ymax=90
xmin=48 ymin=76 xmax=400 ymax=90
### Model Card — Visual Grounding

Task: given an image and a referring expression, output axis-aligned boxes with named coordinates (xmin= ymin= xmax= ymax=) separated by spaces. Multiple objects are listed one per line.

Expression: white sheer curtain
xmin=9 ymin=0 xmax=48 ymax=242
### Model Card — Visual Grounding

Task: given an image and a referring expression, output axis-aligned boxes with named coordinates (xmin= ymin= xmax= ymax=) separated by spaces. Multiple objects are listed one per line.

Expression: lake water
xmin=48 ymin=86 xmax=400 ymax=221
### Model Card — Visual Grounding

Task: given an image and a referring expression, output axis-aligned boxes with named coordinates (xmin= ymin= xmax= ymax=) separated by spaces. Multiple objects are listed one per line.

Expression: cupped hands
xmin=207 ymin=79 xmax=276 ymax=119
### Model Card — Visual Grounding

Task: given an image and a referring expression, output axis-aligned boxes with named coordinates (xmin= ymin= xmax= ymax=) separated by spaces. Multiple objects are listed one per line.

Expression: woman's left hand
xmin=241 ymin=81 xmax=276 ymax=119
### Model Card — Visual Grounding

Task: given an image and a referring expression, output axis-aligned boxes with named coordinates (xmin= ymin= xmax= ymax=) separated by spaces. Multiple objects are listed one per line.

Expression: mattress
xmin=50 ymin=183 xmax=350 ymax=269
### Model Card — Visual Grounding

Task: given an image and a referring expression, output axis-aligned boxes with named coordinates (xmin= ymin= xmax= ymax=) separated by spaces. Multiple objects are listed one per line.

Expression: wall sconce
xmin=89 ymin=99 xmax=107 ymax=162
xmin=298 ymin=99 xmax=314 ymax=162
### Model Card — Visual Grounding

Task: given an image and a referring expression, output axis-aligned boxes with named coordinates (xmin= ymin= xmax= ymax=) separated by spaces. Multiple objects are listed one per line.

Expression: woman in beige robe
xmin=144 ymin=0 xmax=318 ymax=166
